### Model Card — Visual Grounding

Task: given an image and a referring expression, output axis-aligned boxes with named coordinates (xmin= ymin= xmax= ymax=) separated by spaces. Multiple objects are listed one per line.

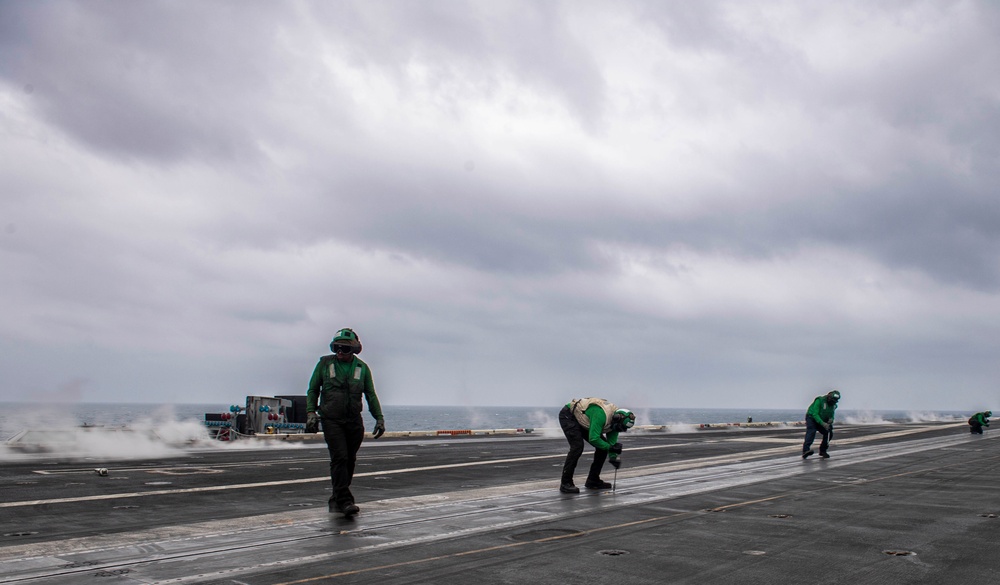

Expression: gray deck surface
xmin=2 ymin=421 xmax=997 ymax=584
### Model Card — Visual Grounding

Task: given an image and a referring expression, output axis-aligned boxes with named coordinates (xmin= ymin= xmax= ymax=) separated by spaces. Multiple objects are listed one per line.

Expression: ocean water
xmin=0 ymin=402 xmax=968 ymax=442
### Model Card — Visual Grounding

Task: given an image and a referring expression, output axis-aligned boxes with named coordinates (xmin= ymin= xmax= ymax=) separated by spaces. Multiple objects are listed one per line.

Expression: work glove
xmin=305 ymin=412 xmax=320 ymax=434
xmin=610 ymin=458 xmax=621 ymax=469
xmin=609 ymin=443 xmax=623 ymax=455
xmin=822 ymin=422 xmax=831 ymax=431
xmin=372 ymin=419 xmax=385 ymax=439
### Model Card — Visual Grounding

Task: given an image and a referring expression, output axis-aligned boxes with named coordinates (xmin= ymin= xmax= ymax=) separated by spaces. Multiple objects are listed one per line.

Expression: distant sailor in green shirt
xmin=968 ymin=411 xmax=991 ymax=435
xmin=306 ymin=328 xmax=386 ymax=517
xmin=558 ymin=397 xmax=635 ymax=493
xmin=802 ymin=390 xmax=840 ymax=459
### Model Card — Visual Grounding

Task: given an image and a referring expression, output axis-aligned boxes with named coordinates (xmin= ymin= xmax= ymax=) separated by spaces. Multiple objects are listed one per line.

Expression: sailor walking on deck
xmin=306 ymin=328 xmax=386 ymax=517
xmin=558 ymin=397 xmax=634 ymax=494
xmin=968 ymin=411 xmax=991 ymax=434
xmin=802 ymin=390 xmax=840 ymax=459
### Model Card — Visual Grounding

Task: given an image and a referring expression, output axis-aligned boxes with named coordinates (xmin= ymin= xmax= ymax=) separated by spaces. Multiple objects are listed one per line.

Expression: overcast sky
xmin=1 ymin=1 xmax=998 ymax=413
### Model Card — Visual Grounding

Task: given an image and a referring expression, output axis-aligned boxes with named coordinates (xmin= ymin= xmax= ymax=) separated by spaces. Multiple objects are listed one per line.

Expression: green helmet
xmin=825 ymin=390 xmax=841 ymax=403
xmin=330 ymin=328 xmax=362 ymax=354
xmin=612 ymin=408 xmax=635 ymax=432
xmin=986 ymin=411 xmax=993 ymax=417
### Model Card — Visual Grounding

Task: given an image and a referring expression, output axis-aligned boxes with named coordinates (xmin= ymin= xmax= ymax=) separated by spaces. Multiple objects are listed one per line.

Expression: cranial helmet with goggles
xmin=330 ymin=328 xmax=362 ymax=355
xmin=825 ymin=390 xmax=841 ymax=403
xmin=611 ymin=408 xmax=635 ymax=432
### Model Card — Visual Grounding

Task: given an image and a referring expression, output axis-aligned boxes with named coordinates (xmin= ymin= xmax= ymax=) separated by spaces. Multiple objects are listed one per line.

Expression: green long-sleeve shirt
xmin=580 ymin=404 xmax=620 ymax=457
xmin=307 ymin=355 xmax=383 ymax=423
xmin=970 ymin=412 xmax=990 ymax=427
xmin=806 ymin=396 xmax=837 ymax=425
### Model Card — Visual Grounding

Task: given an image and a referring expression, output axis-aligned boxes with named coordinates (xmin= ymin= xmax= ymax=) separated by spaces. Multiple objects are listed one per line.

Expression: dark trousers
xmin=802 ymin=416 xmax=831 ymax=455
xmin=970 ymin=422 xmax=984 ymax=434
xmin=559 ymin=406 xmax=608 ymax=485
xmin=321 ymin=417 xmax=366 ymax=506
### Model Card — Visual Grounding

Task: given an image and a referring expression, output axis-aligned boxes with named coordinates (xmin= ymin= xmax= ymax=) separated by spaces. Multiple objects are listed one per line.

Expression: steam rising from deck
xmin=0 ymin=407 xmax=305 ymax=462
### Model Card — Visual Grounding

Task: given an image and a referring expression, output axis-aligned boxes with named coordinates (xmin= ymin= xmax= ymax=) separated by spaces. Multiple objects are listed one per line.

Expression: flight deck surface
xmin=2 ymin=422 xmax=996 ymax=584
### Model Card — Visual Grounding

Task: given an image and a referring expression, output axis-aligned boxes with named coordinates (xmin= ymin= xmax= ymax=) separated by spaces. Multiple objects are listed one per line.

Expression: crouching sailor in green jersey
xmin=802 ymin=390 xmax=840 ymax=459
xmin=306 ymin=328 xmax=386 ymax=517
xmin=558 ymin=398 xmax=634 ymax=493
xmin=969 ymin=411 xmax=991 ymax=435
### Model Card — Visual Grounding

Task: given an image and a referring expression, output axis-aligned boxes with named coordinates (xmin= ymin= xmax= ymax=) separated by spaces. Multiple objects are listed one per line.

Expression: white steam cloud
xmin=905 ymin=411 xmax=965 ymax=423
xmin=842 ymin=411 xmax=895 ymax=425
xmin=528 ymin=409 xmax=562 ymax=438
xmin=0 ymin=405 xmax=307 ymax=462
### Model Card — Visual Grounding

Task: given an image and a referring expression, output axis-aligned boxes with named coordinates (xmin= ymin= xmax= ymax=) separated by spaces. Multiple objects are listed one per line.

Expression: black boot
xmin=585 ymin=480 xmax=612 ymax=489
xmin=330 ymin=499 xmax=360 ymax=516
xmin=559 ymin=481 xmax=580 ymax=494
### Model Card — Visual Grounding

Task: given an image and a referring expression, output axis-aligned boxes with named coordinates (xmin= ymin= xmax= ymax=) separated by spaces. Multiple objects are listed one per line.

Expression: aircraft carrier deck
xmin=1 ymin=421 xmax=996 ymax=584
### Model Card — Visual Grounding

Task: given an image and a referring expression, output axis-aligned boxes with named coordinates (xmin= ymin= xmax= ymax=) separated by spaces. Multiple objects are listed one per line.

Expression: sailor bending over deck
xmin=969 ymin=411 xmax=991 ymax=435
xmin=803 ymin=390 xmax=840 ymax=459
xmin=306 ymin=328 xmax=386 ymax=517
xmin=559 ymin=397 xmax=634 ymax=494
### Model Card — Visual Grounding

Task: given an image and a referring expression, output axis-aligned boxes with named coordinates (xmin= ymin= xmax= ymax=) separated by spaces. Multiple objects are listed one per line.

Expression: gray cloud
xmin=2 ymin=1 xmax=999 ymax=411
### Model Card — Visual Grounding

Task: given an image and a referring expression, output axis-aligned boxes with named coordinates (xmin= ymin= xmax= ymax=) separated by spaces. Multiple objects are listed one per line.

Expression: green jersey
xmin=970 ymin=412 xmax=990 ymax=426
xmin=570 ymin=403 xmax=620 ymax=456
xmin=806 ymin=396 xmax=837 ymax=425
xmin=307 ymin=354 xmax=383 ymax=423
